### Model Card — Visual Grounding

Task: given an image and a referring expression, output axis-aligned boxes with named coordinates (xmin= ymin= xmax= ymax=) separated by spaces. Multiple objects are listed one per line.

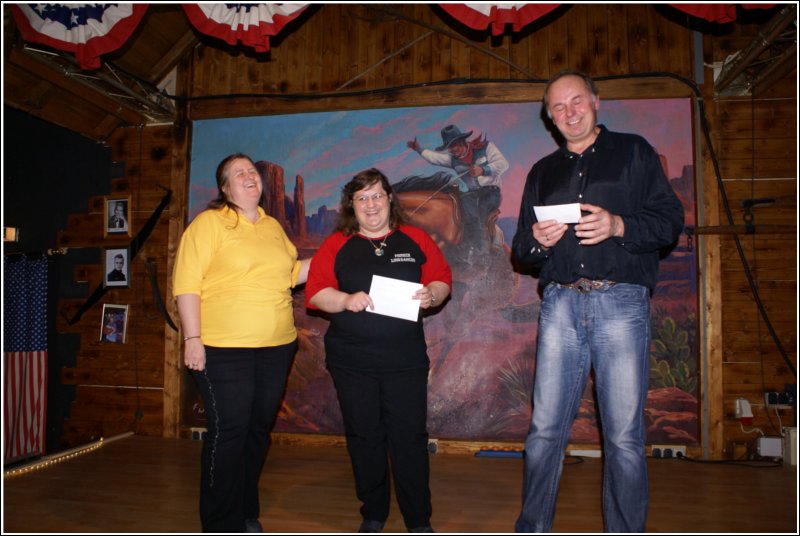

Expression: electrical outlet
xmin=427 ymin=438 xmax=438 ymax=454
xmin=765 ymin=391 xmax=794 ymax=409
xmin=651 ymin=445 xmax=687 ymax=458
xmin=190 ymin=427 xmax=207 ymax=441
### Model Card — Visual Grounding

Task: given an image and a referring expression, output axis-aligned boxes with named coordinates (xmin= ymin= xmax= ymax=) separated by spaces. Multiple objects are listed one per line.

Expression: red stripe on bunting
xmin=441 ymin=3 xmax=777 ymax=33
xmin=440 ymin=3 xmax=560 ymax=35
xmin=182 ymin=3 xmax=308 ymax=53
xmin=9 ymin=4 xmax=148 ymax=70
xmin=669 ymin=3 xmax=776 ymax=23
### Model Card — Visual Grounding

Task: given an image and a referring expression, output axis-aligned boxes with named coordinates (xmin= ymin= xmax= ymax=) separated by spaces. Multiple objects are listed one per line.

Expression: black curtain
xmin=3 ymin=106 xmax=118 ymax=454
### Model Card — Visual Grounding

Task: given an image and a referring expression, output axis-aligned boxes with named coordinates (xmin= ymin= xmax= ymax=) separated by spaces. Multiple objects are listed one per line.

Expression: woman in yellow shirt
xmin=173 ymin=153 xmax=310 ymax=533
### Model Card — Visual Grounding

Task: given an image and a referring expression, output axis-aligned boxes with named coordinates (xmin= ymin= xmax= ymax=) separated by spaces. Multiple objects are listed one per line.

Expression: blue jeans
xmin=516 ymin=282 xmax=650 ymax=533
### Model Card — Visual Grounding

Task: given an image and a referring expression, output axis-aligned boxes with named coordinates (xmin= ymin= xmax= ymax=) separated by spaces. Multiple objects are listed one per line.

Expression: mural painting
xmin=187 ymin=99 xmax=698 ymax=444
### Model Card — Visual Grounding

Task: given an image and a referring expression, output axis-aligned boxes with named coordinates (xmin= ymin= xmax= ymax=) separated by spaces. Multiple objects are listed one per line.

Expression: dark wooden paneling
xmin=107 ymin=5 xmax=194 ymax=82
xmin=708 ymin=16 xmax=797 ymax=451
xmin=713 ymin=90 xmax=796 ymax=444
xmin=56 ymin=125 xmax=175 ymax=447
xmin=186 ymin=4 xmax=697 ymax=115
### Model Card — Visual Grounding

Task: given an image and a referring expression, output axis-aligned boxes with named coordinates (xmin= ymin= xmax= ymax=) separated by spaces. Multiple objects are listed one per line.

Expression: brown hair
xmin=336 ymin=168 xmax=406 ymax=235
xmin=206 ymin=153 xmax=264 ymax=227
xmin=207 ymin=153 xmax=264 ymax=213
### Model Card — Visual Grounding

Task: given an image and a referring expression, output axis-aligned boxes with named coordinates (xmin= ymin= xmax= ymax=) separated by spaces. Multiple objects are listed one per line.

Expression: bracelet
xmin=183 ymin=336 xmax=201 ymax=341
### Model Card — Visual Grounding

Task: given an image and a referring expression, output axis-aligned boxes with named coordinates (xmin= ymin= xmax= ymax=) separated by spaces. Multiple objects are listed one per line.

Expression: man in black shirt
xmin=107 ymin=254 xmax=126 ymax=282
xmin=512 ymin=69 xmax=684 ymax=533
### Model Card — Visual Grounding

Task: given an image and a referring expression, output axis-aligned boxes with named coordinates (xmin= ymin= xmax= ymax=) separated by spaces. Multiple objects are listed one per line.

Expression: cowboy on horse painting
xmin=405 ymin=124 xmax=509 ymax=260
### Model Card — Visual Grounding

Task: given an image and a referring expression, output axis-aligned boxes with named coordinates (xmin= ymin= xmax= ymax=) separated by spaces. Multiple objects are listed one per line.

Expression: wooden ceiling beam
xmin=145 ymin=29 xmax=198 ymax=83
xmin=7 ymin=48 xmax=148 ymax=126
xmin=186 ymin=77 xmax=692 ymax=120
xmin=715 ymin=4 xmax=797 ymax=94
xmin=753 ymin=43 xmax=797 ymax=96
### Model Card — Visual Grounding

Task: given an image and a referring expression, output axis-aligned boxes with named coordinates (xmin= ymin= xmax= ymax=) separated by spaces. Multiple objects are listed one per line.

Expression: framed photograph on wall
xmin=104 ymin=196 xmax=131 ymax=236
xmin=100 ymin=303 xmax=129 ymax=344
xmin=104 ymin=248 xmax=129 ymax=288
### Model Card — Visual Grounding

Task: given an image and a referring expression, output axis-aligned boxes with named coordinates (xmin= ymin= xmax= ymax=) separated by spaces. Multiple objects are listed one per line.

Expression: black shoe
xmin=409 ymin=526 xmax=434 ymax=533
xmin=358 ymin=520 xmax=385 ymax=533
xmin=245 ymin=518 xmax=263 ymax=533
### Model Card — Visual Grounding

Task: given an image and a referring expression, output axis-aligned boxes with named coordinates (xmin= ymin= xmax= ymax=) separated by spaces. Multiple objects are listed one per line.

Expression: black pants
xmin=328 ymin=365 xmax=432 ymax=529
xmin=193 ymin=341 xmax=296 ymax=533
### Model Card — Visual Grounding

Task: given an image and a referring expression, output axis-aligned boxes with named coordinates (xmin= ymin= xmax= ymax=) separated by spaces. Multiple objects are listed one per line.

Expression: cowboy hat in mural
xmin=436 ymin=124 xmax=473 ymax=151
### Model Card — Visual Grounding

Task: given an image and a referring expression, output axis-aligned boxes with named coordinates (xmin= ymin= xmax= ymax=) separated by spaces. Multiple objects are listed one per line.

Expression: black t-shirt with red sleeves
xmin=306 ymin=224 xmax=452 ymax=372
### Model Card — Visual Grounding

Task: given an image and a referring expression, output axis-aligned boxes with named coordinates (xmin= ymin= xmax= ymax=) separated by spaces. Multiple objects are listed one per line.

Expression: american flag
xmin=3 ymin=256 xmax=49 ymax=462
xmin=9 ymin=3 xmax=148 ymax=69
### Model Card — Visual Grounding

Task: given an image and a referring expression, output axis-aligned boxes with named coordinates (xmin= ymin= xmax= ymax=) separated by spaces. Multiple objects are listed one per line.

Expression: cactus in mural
xmin=650 ymin=308 xmax=697 ymax=395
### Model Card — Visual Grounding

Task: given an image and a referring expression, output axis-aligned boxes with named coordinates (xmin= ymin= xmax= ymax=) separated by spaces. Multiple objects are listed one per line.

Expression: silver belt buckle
xmin=576 ymin=278 xmax=593 ymax=293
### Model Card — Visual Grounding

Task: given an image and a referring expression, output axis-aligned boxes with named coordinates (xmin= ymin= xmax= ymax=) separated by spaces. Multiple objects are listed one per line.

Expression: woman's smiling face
xmin=222 ymin=157 xmax=262 ymax=208
xmin=352 ymin=183 xmax=391 ymax=237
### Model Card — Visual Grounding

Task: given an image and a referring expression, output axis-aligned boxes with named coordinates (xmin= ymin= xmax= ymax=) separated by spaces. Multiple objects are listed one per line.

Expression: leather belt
xmin=557 ymin=278 xmax=615 ymax=293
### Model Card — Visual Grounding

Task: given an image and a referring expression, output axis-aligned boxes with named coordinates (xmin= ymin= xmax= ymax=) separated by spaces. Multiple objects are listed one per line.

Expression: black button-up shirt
xmin=512 ymin=125 xmax=684 ymax=290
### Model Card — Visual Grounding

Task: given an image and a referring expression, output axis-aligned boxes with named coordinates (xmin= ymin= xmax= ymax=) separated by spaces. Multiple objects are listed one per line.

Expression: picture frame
xmin=100 ymin=303 xmax=129 ymax=344
xmin=104 ymin=248 xmax=129 ymax=288
xmin=104 ymin=196 xmax=131 ymax=237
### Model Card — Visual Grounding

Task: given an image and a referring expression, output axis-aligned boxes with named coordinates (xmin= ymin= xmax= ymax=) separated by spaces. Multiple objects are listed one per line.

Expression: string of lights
xmin=4 ymin=431 xmax=134 ymax=479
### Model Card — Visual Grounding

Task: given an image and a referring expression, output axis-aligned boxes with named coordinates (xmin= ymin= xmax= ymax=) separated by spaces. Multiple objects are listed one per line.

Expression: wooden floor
xmin=2 ymin=434 xmax=797 ymax=533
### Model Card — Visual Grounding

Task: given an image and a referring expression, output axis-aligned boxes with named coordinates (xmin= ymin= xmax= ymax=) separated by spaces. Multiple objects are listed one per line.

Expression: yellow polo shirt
xmin=173 ymin=206 xmax=301 ymax=347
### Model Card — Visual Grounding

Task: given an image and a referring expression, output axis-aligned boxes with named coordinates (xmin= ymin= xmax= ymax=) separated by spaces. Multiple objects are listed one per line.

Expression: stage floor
xmin=3 ymin=434 xmax=797 ymax=533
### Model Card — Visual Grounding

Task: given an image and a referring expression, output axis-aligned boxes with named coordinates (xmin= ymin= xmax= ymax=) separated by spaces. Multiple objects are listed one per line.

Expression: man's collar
xmin=559 ymin=125 xmax=609 ymax=157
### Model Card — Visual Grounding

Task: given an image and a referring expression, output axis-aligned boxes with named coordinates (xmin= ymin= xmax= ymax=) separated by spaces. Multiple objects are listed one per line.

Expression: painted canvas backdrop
xmin=187 ymin=99 xmax=698 ymax=444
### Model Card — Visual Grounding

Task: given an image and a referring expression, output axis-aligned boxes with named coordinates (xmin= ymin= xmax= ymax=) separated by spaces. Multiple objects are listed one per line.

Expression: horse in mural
xmin=395 ymin=189 xmax=463 ymax=250
xmin=393 ymin=171 xmax=524 ymax=327
xmin=392 ymin=172 xmax=464 ymax=250
xmin=390 ymin=172 xmax=544 ymax=438
xmin=392 ymin=171 xmax=503 ymax=260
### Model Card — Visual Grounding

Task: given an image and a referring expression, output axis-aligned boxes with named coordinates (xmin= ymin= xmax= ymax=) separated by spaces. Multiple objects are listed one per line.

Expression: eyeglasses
xmin=353 ymin=193 xmax=387 ymax=204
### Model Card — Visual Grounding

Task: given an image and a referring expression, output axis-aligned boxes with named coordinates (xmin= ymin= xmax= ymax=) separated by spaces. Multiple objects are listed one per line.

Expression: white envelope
xmin=533 ymin=203 xmax=582 ymax=224
xmin=367 ymin=275 xmax=423 ymax=322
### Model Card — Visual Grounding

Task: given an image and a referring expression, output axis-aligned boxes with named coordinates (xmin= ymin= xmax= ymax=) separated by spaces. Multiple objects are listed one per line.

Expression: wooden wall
xmin=187 ymin=3 xmax=696 ymax=118
xmin=703 ymin=23 xmax=797 ymax=457
xmin=56 ymin=125 xmax=178 ymax=446
xmin=55 ymin=4 xmax=796 ymax=458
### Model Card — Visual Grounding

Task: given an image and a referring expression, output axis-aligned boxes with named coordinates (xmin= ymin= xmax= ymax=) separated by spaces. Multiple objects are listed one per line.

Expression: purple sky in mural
xmin=190 ymin=99 xmax=692 ymax=222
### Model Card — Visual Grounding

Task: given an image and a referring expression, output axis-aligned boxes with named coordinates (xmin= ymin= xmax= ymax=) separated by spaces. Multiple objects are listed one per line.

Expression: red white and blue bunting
xmin=440 ymin=3 xmax=560 ymax=35
xmin=181 ymin=3 xmax=309 ymax=53
xmin=9 ymin=3 xmax=309 ymax=69
xmin=439 ymin=3 xmax=776 ymax=35
xmin=10 ymin=3 xmax=148 ymax=70
xmin=8 ymin=3 xmax=779 ymax=70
